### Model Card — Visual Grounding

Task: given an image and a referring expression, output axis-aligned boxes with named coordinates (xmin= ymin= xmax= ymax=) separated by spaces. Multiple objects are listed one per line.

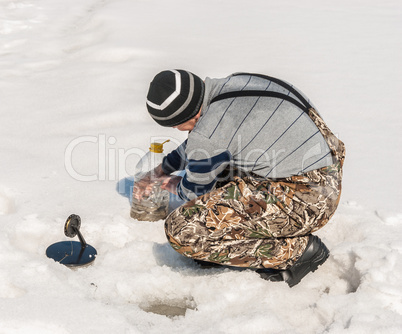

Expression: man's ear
xmin=195 ymin=108 xmax=202 ymax=120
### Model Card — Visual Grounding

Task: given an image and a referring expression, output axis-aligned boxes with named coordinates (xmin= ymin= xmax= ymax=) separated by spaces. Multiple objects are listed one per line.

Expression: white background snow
xmin=1 ymin=0 xmax=402 ymax=333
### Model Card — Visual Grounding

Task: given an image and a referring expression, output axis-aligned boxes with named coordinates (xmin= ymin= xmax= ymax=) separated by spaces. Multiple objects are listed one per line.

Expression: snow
xmin=1 ymin=0 xmax=401 ymax=332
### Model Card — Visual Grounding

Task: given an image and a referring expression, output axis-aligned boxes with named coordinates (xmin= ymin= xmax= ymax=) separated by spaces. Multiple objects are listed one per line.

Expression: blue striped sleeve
xmin=161 ymin=140 xmax=187 ymax=174
xmin=177 ymin=150 xmax=232 ymax=201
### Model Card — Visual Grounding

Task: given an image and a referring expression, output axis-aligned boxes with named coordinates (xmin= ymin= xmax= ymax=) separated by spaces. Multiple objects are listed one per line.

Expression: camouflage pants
xmin=165 ymin=108 xmax=345 ymax=270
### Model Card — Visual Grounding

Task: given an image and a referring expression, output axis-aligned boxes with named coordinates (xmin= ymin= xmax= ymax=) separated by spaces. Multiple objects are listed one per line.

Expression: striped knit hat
xmin=146 ymin=70 xmax=205 ymax=127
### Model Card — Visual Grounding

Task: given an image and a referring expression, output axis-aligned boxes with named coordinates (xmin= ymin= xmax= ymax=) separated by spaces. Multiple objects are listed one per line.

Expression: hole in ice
xmin=140 ymin=297 xmax=196 ymax=318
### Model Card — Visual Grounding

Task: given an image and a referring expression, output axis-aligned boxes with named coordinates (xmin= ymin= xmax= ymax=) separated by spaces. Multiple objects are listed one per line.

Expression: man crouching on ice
xmin=133 ymin=69 xmax=345 ymax=287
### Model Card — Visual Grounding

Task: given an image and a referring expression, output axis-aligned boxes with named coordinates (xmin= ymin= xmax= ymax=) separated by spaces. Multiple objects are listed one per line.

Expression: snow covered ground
xmin=1 ymin=0 xmax=401 ymax=333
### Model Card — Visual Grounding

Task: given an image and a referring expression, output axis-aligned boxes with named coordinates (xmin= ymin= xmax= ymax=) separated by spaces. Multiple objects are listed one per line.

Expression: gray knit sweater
xmin=162 ymin=73 xmax=333 ymax=201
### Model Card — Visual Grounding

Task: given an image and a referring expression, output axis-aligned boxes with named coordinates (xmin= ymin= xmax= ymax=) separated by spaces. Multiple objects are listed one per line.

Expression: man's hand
xmin=132 ymin=173 xmax=153 ymax=200
xmin=161 ymin=175 xmax=182 ymax=195
xmin=132 ymin=164 xmax=168 ymax=200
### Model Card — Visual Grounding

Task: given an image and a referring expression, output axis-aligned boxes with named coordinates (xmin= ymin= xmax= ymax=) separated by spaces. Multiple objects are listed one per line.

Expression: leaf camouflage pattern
xmin=182 ymin=204 xmax=204 ymax=218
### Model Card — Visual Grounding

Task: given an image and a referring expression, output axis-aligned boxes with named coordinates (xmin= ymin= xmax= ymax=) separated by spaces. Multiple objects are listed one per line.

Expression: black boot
xmin=257 ymin=235 xmax=330 ymax=287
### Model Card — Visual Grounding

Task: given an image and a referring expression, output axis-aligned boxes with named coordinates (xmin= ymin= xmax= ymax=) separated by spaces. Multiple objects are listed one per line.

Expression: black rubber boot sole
xmin=257 ymin=235 xmax=330 ymax=287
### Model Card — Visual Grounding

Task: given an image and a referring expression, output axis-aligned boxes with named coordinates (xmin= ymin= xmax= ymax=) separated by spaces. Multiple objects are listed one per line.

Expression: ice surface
xmin=1 ymin=0 xmax=401 ymax=333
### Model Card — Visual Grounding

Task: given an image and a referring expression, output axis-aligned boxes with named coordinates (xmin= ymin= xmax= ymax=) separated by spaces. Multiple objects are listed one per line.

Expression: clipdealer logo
xmin=64 ymin=134 xmax=181 ymax=182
